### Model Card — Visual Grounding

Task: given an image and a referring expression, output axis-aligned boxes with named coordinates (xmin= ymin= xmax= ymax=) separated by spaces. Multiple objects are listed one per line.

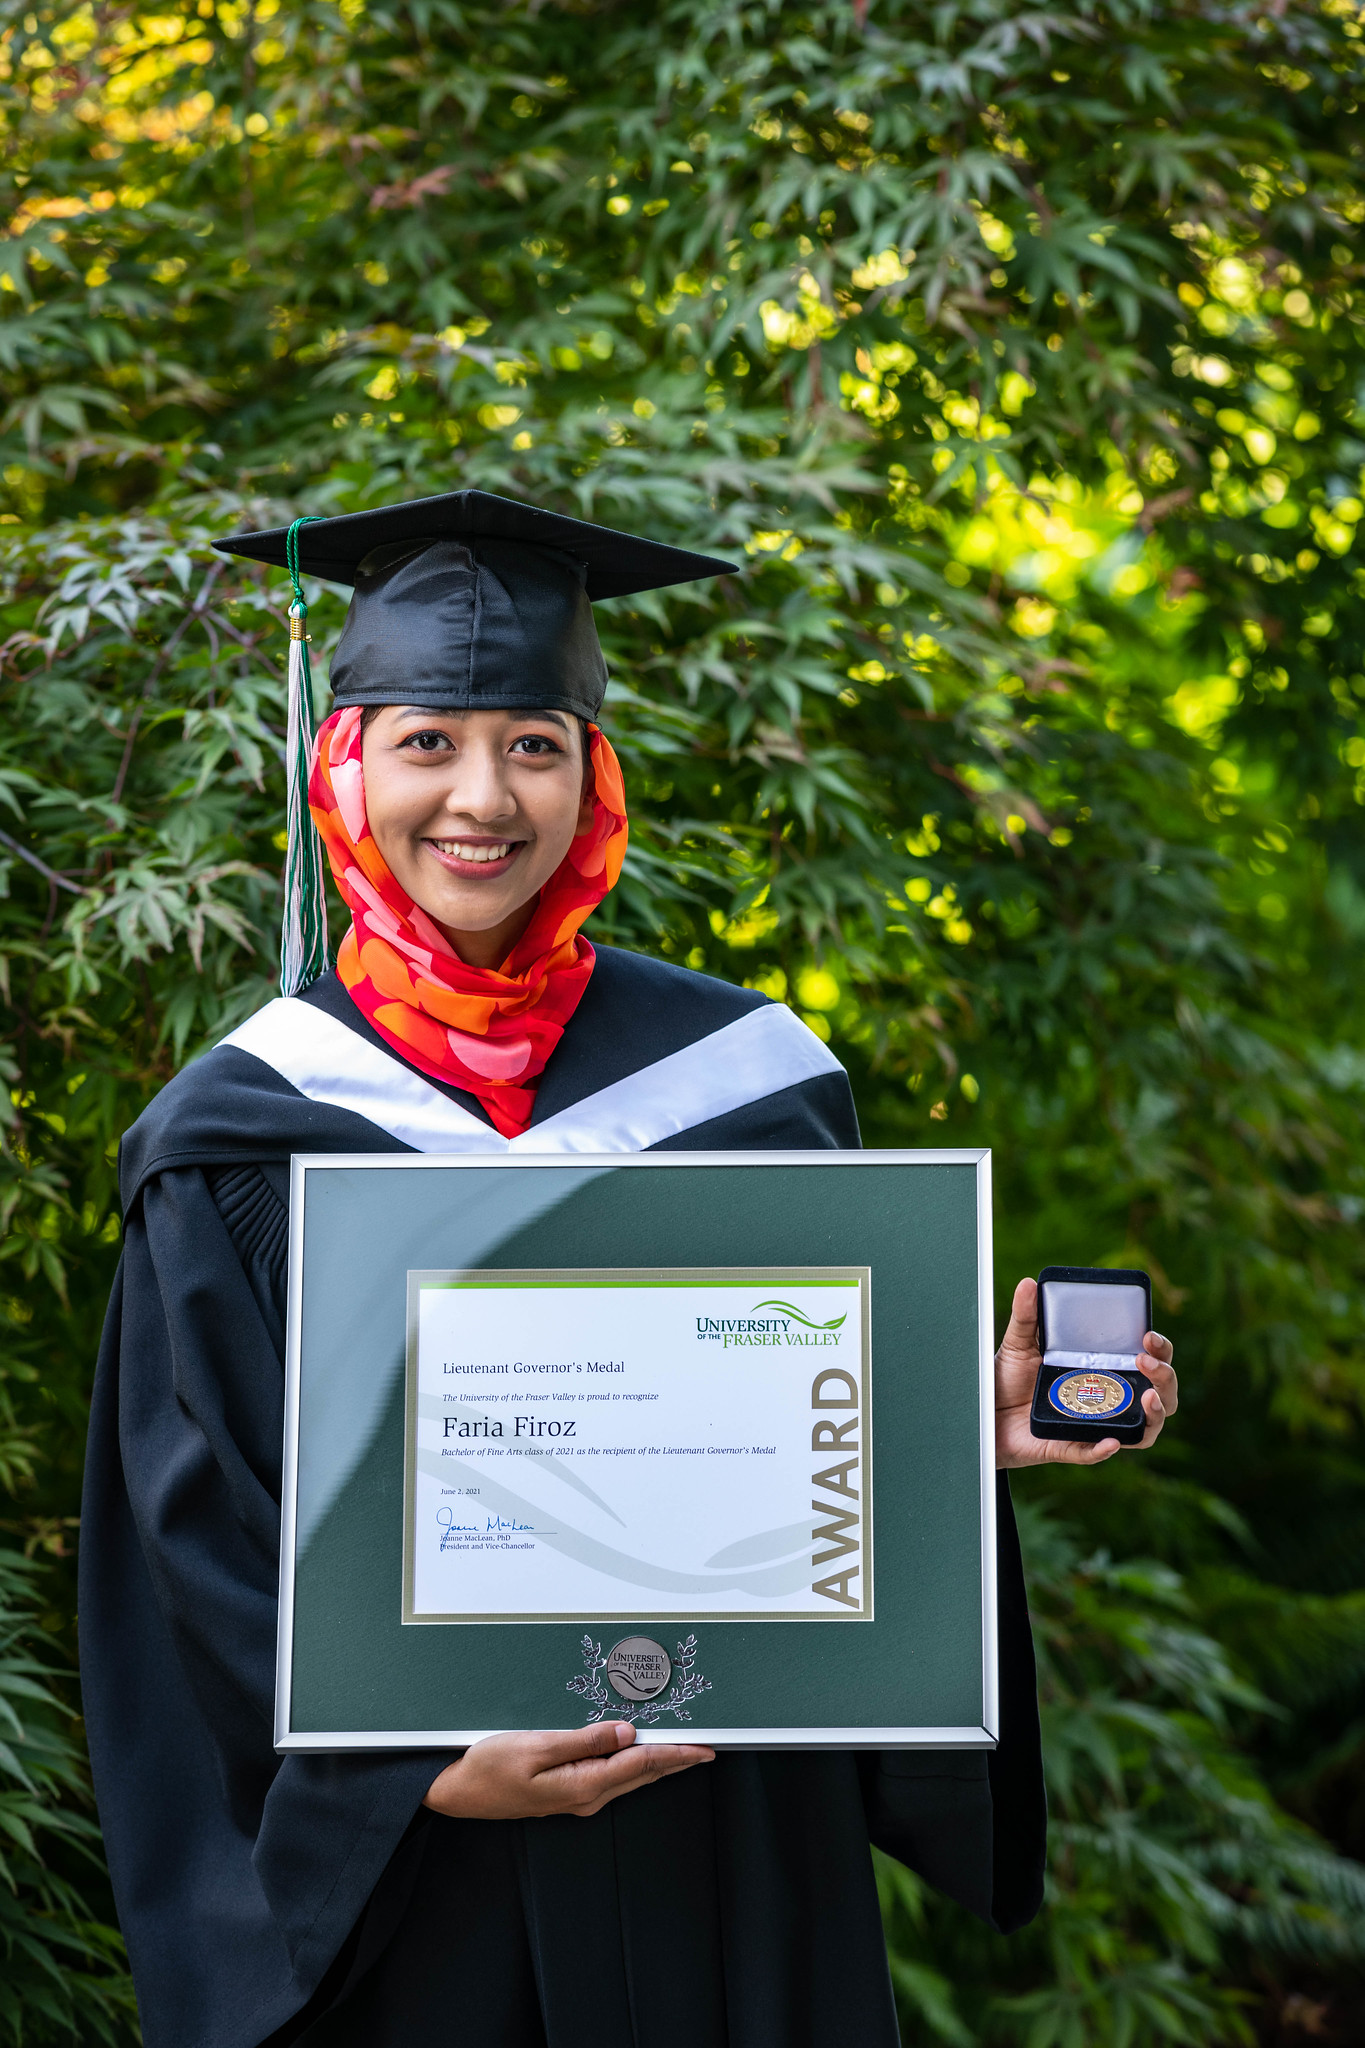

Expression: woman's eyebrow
xmin=389 ymin=709 xmax=569 ymax=730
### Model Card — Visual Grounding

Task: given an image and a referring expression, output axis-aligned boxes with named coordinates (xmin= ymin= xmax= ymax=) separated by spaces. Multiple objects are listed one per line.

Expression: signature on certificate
xmin=435 ymin=1507 xmax=544 ymax=1550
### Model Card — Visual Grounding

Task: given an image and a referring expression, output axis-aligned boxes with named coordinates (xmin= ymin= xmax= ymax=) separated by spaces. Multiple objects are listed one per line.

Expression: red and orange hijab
xmin=307 ymin=705 xmax=628 ymax=1138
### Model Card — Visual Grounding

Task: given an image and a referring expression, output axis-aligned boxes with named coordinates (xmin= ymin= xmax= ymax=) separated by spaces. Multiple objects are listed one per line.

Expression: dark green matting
xmin=289 ymin=1159 xmax=985 ymax=1738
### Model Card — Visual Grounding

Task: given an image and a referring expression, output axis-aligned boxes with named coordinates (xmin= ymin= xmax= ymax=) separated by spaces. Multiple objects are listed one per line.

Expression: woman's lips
xmin=423 ymin=837 xmax=526 ymax=880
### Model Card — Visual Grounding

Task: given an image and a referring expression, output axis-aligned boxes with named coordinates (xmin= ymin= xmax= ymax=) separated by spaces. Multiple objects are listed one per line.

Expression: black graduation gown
xmin=79 ymin=947 xmax=1045 ymax=2048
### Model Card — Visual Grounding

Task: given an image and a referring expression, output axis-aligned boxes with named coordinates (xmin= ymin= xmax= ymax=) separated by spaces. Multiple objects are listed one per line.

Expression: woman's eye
xmin=403 ymin=730 xmax=452 ymax=754
xmin=511 ymin=734 xmax=561 ymax=757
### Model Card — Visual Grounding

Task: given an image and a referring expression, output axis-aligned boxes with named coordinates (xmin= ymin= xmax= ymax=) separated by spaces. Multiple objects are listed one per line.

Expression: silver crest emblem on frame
xmin=567 ymin=1633 xmax=712 ymax=1723
xmin=605 ymin=1636 xmax=673 ymax=1701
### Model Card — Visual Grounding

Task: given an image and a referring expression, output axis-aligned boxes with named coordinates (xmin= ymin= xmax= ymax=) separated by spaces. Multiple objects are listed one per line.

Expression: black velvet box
xmin=1029 ymin=1265 xmax=1153 ymax=1445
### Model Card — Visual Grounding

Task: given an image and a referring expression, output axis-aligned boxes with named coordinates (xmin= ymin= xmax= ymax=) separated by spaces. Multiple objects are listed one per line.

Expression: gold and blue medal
xmin=1048 ymin=1370 xmax=1134 ymax=1420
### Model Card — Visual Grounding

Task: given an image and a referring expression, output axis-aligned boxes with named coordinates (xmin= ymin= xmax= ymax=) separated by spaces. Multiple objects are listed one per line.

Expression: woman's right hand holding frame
xmin=424 ymin=1722 xmax=714 ymax=1820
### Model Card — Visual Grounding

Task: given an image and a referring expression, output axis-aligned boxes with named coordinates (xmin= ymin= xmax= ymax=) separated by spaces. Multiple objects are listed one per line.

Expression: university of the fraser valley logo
xmin=695 ymin=1298 xmax=846 ymax=1348
xmin=566 ymin=1633 xmax=712 ymax=1724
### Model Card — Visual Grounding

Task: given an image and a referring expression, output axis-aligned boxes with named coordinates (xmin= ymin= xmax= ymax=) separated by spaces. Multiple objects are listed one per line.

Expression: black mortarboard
xmin=213 ymin=488 xmax=735 ymax=721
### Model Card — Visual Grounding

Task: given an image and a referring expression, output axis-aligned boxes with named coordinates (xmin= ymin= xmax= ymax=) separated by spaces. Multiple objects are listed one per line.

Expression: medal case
xmin=1029 ymin=1265 xmax=1153 ymax=1445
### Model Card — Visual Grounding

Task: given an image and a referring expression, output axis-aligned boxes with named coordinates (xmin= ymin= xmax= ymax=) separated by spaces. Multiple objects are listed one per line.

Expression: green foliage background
xmin=1 ymin=0 xmax=1365 ymax=2039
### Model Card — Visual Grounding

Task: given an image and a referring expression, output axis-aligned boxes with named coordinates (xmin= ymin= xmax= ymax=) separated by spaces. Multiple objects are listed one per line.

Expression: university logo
xmin=695 ymin=1298 xmax=847 ymax=1347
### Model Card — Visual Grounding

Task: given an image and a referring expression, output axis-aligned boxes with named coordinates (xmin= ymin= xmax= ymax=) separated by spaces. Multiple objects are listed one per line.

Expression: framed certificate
xmin=277 ymin=1151 xmax=995 ymax=1750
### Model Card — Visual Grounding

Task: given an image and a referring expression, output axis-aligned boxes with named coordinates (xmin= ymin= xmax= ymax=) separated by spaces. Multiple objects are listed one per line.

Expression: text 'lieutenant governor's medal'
xmin=403 ymin=1267 xmax=873 ymax=1624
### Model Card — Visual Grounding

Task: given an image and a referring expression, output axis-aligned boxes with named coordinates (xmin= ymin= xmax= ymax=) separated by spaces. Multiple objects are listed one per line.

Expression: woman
xmin=80 ymin=491 xmax=1178 ymax=2048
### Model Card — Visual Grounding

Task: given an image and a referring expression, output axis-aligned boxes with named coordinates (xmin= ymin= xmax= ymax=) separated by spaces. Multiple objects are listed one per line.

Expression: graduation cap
xmin=214 ymin=488 xmax=734 ymax=720
xmin=212 ymin=490 xmax=735 ymax=994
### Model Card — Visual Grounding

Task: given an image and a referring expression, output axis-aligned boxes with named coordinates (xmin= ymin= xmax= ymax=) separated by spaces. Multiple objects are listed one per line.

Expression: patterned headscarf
xmin=307 ymin=705 xmax=628 ymax=1138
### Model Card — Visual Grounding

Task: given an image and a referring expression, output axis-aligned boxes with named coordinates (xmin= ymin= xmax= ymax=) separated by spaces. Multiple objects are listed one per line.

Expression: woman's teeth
xmin=431 ymin=840 xmax=514 ymax=863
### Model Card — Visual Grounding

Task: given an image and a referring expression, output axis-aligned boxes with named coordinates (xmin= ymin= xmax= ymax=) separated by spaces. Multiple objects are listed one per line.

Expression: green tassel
xmin=280 ymin=516 xmax=330 ymax=996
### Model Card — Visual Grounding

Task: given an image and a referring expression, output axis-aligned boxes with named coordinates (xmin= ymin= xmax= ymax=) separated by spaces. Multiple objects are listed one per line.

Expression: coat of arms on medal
xmin=1048 ymin=1370 xmax=1134 ymax=1418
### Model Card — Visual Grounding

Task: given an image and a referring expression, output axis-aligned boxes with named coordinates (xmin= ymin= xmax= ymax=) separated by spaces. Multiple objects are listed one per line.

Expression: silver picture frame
xmin=276 ymin=1149 xmax=997 ymax=1753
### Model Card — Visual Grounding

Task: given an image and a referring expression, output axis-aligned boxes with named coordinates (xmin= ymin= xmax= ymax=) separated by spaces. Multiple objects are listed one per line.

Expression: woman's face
xmin=360 ymin=706 xmax=595 ymax=968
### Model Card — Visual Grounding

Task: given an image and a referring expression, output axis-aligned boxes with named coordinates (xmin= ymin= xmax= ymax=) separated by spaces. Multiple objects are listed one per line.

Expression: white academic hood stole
xmin=221 ymin=995 xmax=844 ymax=1155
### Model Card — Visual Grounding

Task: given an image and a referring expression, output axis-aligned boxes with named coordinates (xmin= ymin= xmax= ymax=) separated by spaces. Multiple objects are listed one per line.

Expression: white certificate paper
xmin=403 ymin=1267 xmax=872 ymax=1624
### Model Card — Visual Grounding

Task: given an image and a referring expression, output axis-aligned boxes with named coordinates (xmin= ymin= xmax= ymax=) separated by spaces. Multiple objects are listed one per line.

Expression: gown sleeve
xmin=859 ymin=1473 xmax=1046 ymax=1932
xmin=79 ymin=1163 xmax=440 ymax=2048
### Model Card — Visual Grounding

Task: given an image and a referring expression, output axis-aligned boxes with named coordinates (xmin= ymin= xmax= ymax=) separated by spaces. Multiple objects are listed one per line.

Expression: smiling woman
xmin=78 ymin=487 xmax=1058 ymax=2048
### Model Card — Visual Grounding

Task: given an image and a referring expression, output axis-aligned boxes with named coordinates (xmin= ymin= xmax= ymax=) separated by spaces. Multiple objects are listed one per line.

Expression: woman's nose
xmin=444 ymin=747 xmax=517 ymax=823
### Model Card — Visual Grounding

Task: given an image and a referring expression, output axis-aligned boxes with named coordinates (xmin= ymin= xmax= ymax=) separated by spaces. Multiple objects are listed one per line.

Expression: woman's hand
xmin=423 ymin=1721 xmax=714 ymax=1821
xmin=995 ymin=1275 xmax=1177 ymax=1468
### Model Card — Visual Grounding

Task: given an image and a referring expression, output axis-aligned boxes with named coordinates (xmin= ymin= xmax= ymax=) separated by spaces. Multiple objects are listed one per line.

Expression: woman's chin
xmin=410 ymin=850 xmax=541 ymax=922
xmin=422 ymin=895 xmax=518 ymax=933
